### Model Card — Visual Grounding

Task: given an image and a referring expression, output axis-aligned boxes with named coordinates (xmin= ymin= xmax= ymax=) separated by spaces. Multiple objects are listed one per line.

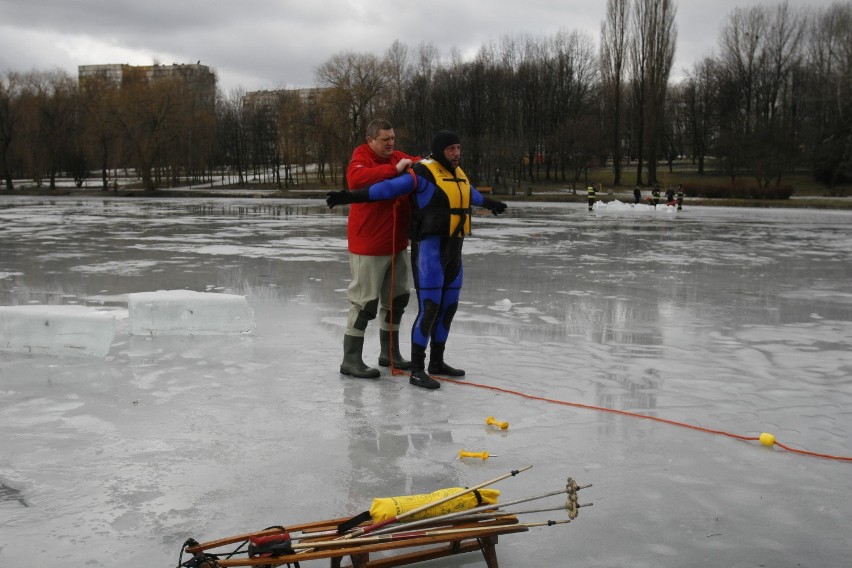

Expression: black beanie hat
xmin=431 ymin=130 xmax=460 ymax=156
xmin=431 ymin=130 xmax=460 ymax=171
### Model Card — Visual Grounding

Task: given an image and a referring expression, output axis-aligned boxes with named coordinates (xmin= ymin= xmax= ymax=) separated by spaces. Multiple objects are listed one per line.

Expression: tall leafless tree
xmin=683 ymin=57 xmax=717 ymax=175
xmin=0 ymin=72 xmax=24 ymax=191
xmin=630 ymin=0 xmax=676 ymax=186
xmin=315 ymin=51 xmax=392 ymax=186
xmin=600 ymin=0 xmax=630 ymax=185
xmin=802 ymin=2 xmax=852 ymax=189
xmin=717 ymin=2 xmax=805 ymax=189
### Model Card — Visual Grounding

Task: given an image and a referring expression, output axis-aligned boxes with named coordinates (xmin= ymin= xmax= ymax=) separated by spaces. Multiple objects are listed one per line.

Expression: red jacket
xmin=345 ymin=144 xmax=419 ymax=255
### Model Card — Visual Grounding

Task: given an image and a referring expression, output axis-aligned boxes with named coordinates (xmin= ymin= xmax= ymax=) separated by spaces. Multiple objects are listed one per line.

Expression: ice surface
xmin=1 ymin=197 xmax=851 ymax=568
xmin=128 ymin=290 xmax=255 ymax=335
xmin=0 ymin=304 xmax=116 ymax=356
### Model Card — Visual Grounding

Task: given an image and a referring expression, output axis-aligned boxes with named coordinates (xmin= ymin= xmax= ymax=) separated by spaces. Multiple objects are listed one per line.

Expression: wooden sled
xmin=179 ymin=471 xmax=590 ymax=568
xmin=182 ymin=514 xmax=529 ymax=568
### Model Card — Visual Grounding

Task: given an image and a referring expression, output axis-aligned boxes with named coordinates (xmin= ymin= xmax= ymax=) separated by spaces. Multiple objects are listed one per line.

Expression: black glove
xmin=326 ymin=190 xmax=352 ymax=208
xmin=326 ymin=189 xmax=371 ymax=209
xmin=482 ymin=196 xmax=508 ymax=216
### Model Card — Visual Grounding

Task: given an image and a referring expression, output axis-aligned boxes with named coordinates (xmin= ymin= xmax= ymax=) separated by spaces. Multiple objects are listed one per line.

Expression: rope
xmin=386 ymin=166 xmax=420 ymax=377
xmin=387 ymin=196 xmax=407 ymax=376
xmin=436 ymin=377 xmax=852 ymax=463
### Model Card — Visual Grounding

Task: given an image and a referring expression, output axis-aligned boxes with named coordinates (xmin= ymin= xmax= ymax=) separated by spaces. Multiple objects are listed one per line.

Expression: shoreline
xmin=3 ymin=186 xmax=851 ymax=209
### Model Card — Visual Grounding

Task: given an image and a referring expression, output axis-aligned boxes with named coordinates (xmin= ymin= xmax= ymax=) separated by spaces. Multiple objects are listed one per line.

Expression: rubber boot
xmin=340 ymin=335 xmax=380 ymax=379
xmin=378 ymin=329 xmax=411 ymax=370
xmin=409 ymin=344 xmax=440 ymax=389
xmin=428 ymin=343 xmax=465 ymax=377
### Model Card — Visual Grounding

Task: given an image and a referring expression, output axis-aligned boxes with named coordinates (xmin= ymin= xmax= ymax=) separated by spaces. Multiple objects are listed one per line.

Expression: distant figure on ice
xmin=633 ymin=186 xmax=641 ymax=204
xmin=665 ymin=186 xmax=675 ymax=205
xmin=327 ymin=130 xmax=508 ymax=390
xmin=587 ymin=184 xmax=596 ymax=211
xmin=676 ymin=184 xmax=684 ymax=210
xmin=652 ymin=184 xmax=661 ymax=207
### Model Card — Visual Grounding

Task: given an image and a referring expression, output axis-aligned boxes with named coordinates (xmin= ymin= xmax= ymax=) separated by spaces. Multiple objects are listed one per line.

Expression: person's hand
xmin=481 ymin=196 xmax=507 ymax=215
xmin=326 ymin=190 xmax=352 ymax=208
xmin=396 ymin=158 xmax=413 ymax=173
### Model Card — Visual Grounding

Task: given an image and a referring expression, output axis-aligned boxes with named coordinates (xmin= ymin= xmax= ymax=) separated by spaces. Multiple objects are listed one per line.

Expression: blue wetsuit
xmin=364 ymin=161 xmax=489 ymax=352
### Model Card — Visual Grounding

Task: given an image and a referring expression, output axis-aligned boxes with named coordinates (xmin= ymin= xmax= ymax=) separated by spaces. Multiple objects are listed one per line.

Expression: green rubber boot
xmin=378 ymin=329 xmax=411 ymax=370
xmin=340 ymin=335 xmax=380 ymax=379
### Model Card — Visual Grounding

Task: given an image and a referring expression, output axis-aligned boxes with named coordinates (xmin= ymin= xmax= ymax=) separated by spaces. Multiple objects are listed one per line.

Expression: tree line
xmin=1 ymin=0 xmax=849 ymax=195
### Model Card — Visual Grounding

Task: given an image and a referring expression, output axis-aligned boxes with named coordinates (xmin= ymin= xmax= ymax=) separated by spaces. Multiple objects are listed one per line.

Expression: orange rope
xmin=387 ymin=197 xmax=406 ymax=376
xmin=436 ymin=377 xmax=852 ymax=462
xmin=387 ymin=167 xmax=419 ymax=377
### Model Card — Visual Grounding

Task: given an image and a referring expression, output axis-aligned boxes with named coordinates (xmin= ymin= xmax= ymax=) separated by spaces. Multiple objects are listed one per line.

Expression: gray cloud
xmin=0 ymin=0 xmax=837 ymax=93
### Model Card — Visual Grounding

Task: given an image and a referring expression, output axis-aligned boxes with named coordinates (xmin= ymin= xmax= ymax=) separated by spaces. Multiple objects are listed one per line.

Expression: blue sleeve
xmin=367 ymin=172 xmax=418 ymax=201
xmin=470 ymin=186 xmax=485 ymax=207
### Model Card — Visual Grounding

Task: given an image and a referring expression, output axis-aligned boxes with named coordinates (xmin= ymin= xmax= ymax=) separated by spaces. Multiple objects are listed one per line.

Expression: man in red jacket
xmin=339 ymin=119 xmax=420 ymax=378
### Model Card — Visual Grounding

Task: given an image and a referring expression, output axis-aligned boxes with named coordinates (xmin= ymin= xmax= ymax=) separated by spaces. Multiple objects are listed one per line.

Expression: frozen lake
xmin=1 ymin=196 xmax=851 ymax=567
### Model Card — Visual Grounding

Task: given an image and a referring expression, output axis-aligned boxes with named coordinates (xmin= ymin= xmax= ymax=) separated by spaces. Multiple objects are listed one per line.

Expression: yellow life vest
xmin=418 ymin=159 xmax=472 ymax=237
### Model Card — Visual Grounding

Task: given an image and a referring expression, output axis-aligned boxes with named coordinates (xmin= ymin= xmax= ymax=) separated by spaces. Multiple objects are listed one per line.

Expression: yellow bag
xmin=369 ymin=487 xmax=500 ymax=522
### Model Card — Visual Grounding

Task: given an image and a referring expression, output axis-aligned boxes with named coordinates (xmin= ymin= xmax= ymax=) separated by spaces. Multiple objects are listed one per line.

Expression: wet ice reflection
xmin=1 ymin=197 xmax=851 ymax=567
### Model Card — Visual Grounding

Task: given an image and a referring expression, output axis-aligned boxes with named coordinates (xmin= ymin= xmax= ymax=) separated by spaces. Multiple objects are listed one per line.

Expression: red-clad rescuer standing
xmin=339 ymin=119 xmax=420 ymax=378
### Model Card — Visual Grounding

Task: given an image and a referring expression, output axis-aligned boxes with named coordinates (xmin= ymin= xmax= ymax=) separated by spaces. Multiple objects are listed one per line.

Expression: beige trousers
xmin=346 ymin=251 xmax=411 ymax=337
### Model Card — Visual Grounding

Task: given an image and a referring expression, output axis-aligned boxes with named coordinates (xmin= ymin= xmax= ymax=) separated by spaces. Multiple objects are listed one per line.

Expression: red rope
xmin=387 ymin=168 xmax=418 ymax=377
xmin=436 ymin=377 xmax=852 ymax=462
xmin=387 ymin=196 xmax=407 ymax=376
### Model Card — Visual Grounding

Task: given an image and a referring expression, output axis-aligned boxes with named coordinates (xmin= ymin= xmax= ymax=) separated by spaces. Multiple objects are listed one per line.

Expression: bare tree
xmin=803 ymin=2 xmax=852 ymax=190
xmin=0 ymin=71 xmax=24 ymax=191
xmin=315 ymin=52 xmax=391 ymax=150
xmin=215 ymin=88 xmax=247 ymax=186
xmin=79 ymin=74 xmax=120 ymax=190
xmin=547 ymin=30 xmax=598 ymax=183
xmin=629 ymin=0 xmax=676 ymax=186
xmin=17 ymin=70 xmax=78 ymax=189
xmin=315 ymin=52 xmax=392 ymax=186
xmin=3 ymin=4 xmax=851 ymax=197
xmin=683 ymin=57 xmax=718 ymax=174
xmin=717 ymin=2 xmax=805 ymax=189
xmin=384 ymin=40 xmax=410 ymax=117
xmin=402 ymin=41 xmax=439 ymax=151
xmin=600 ymin=0 xmax=630 ymax=185
xmin=109 ymin=77 xmax=183 ymax=192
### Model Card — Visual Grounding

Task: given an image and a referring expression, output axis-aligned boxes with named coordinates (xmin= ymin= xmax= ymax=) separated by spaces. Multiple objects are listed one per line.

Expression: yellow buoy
xmin=759 ymin=432 xmax=776 ymax=447
xmin=484 ymin=416 xmax=509 ymax=430
xmin=459 ymin=450 xmax=496 ymax=460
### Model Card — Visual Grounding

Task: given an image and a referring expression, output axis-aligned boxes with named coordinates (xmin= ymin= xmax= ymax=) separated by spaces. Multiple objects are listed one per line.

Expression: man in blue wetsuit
xmin=327 ymin=130 xmax=507 ymax=389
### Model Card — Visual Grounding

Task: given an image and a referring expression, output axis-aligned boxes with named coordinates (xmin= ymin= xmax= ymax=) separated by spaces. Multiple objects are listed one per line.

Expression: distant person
xmin=676 ymin=184 xmax=684 ymax=211
xmin=652 ymin=184 xmax=661 ymax=207
xmin=587 ymin=185 xmax=596 ymax=211
xmin=633 ymin=186 xmax=641 ymax=204
xmin=327 ymin=130 xmax=508 ymax=389
xmin=339 ymin=119 xmax=420 ymax=379
xmin=665 ymin=186 xmax=675 ymax=205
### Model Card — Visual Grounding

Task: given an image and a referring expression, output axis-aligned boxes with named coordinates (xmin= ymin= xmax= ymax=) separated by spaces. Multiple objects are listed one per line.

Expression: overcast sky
xmin=0 ymin=0 xmax=838 ymax=94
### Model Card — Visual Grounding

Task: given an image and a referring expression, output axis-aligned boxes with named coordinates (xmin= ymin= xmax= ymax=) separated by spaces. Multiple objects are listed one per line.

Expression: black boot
xmin=409 ymin=344 xmax=440 ymax=389
xmin=340 ymin=335 xmax=380 ymax=379
xmin=378 ymin=329 xmax=411 ymax=370
xmin=428 ymin=343 xmax=465 ymax=377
